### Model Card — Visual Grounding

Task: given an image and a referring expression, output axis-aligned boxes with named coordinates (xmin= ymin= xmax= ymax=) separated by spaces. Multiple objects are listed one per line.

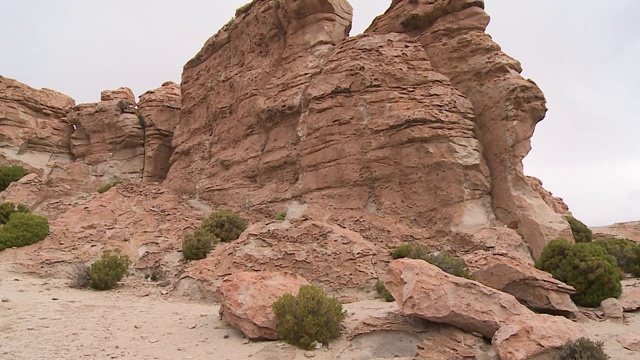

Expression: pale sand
xmin=1 ymin=262 xmax=638 ymax=360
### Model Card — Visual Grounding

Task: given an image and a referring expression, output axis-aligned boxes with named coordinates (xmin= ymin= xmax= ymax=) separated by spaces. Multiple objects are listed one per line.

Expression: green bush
xmin=375 ymin=279 xmax=394 ymax=302
xmin=272 ymin=284 xmax=346 ymax=350
xmin=594 ymin=237 xmax=640 ymax=277
xmin=553 ymin=337 xmax=609 ymax=360
xmin=565 ymin=216 xmax=593 ymax=243
xmin=0 ymin=202 xmax=30 ymax=225
xmin=201 ymin=209 xmax=247 ymax=242
xmin=426 ymin=252 xmax=475 ymax=280
xmin=89 ymin=249 xmax=131 ymax=290
xmin=537 ymin=240 xmax=621 ymax=307
xmin=182 ymin=227 xmax=219 ymax=260
xmin=274 ymin=211 xmax=287 ymax=221
xmin=0 ymin=165 xmax=28 ymax=191
xmin=0 ymin=212 xmax=49 ymax=251
xmin=391 ymin=243 xmax=429 ymax=260
xmin=97 ymin=180 xmax=123 ymax=194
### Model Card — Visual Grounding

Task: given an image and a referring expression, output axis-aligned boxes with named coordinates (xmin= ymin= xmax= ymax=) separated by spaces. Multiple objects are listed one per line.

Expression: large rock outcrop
xmin=0 ymin=75 xmax=75 ymax=173
xmin=138 ymin=81 xmax=181 ymax=183
xmin=164 ymin=0 xmax=528 ymax=252
xmin=367 ymin=0 xmax=572 ymax=257
xmin=68 ymin=87 xmax=145 ymax=183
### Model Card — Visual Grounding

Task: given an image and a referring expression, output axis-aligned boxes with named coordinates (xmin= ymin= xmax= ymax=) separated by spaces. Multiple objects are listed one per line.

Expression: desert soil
xmin=1 ymin=261 xmax=638 ymax=360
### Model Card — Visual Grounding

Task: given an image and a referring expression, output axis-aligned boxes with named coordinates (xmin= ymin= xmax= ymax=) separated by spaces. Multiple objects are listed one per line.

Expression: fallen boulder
xmin=384 ymin=258 xmax=530 ymax=338
xmin=463 ymin=251 xmax=578 ymax=316
xmin=492 ymin=314 xmax=590 ymax=360
xmin=217 ymin=271 xmax=309 ymax=340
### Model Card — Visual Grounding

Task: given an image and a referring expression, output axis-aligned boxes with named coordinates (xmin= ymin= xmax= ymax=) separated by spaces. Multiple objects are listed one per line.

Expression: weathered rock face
xmin=1 ymin=182 xmax=204 ymax=277
xmin=138 ymin=82 xmax=181 ymax=183
xmin=492 ymin=314 xmax=589 ymax=360
xmin=367 ymin=1 xmax=572 ymax=258
xmin=527 ymin=176 xmax=572 ymax=216
xmin=165 ymin=0 xmax=514 ymax=246
xmin=341 ymin=301 xmax=495 ymax=360
xmin=463 ymin=251 xmax=579 ymax=316
xmin=217 ymin=271 xmax=309 ymax=340
xmin=183 ymin=219 xmax=379 ymax=299
xmin=619 ymin=279 xmax=640 ymax=311
xmin=384 ymin=258 xmax=531 ymax=338
xmin=0 ymin=75 xmax=75 ymax=173
xmin=68 ymin=89 xmax=145 ymax=184
xmin=592 ymin=221 xmax=640 ymax=243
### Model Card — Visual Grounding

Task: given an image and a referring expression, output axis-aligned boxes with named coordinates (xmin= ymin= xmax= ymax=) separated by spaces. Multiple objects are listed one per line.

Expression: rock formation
xmin=367 ymin=0 xmax=572 ymax=257
xmin=138 ymin=81 xmax=181 ymax=183
xmin=0 ymin=75 xmax=75 ymax=174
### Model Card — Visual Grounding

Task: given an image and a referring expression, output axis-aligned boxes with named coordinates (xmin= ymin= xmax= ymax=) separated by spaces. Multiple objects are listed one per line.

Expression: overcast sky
xmin=0 ymin=1 xmax=638 ymax=226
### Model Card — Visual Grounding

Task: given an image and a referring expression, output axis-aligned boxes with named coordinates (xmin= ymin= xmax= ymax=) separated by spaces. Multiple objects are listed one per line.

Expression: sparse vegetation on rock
xmin=426 ymin=252 xmax=475 ymax=280
xmin=391 ymin=244 xmax=474 ymax=280
xmin=537 ymin=239 xmax=621 ymax=307
xmin=375 ymin=279 xmax=394 ymax=302
xmin=201 ymin=209 xmax=247 ymax=242
xmin=391 ymin=243 xmax=429 ymax=260
xmin=0 ymin=165 xmax=28 ymax=191
xmin=89 ymin=249 xmax=131 ymax=290
xmin=553 ymin=337 xmax=610 ymax=360
xmin=97 ymin=180 xmax=124 ymax=194
xmin=274 ymin=211 xmax=287 ymax=221
xmin=272 ymin=284 xmax=346 ymax=350
xmin=593 ymin=237 xmax=640 ymax=277
xmin=565 ymin=215 xmax=593 ymax=243
xmin=182 ymin=227 xmax=219 ymax=260
xmin=0 ymin=211 xmax=49 ymax=251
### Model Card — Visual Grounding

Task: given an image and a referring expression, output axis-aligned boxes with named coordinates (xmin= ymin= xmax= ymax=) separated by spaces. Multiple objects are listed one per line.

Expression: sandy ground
xmin=1 ymin=261 xmax=639 ymax=360
xmin=0 ymin=265 xmax=343 ymax=360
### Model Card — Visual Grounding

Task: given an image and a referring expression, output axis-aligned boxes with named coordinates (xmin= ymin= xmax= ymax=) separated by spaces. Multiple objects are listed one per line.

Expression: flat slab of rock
xmin=493 ymin=314 xmax=589 ymax=360
xmin=385 ymin=258 xmax=531 ymax=338
xmin=217 ymin=271 xmax=309 ymax=340
xmin=464 ymin=251 xmax=578 ymax=316
xmin=617 ymin=333 xmax=640 ymax=352
xmin=619 ymin=279 xmax=640 ymax=311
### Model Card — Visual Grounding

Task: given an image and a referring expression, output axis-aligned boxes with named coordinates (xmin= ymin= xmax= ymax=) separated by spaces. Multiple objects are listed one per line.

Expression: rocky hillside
xmin=2 ymin=1 xmax=638 ymax=359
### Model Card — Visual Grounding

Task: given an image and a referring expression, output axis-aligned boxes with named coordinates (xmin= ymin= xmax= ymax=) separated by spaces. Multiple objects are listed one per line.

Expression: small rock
xmin=223 ymin=334 xmax=230 ymax=339
xmin=51 ymin=297 xmax=59 ymax=301
xmin=188 ymin=323 xmax=197 ymax=329
xmin=160 ymin=290 xmax=169 ymax=295
xmin=1 ymin=298 xmax=10 ymax=302
xmin=149 ymin=339 xmax=159 ymax=344
xmin=304 ymin=351 xmax=316 ymax=358
xmin=600 ymin=298 xmax=624 ymax=321
xmin=242 ymin=339 xmax=250 ymax=344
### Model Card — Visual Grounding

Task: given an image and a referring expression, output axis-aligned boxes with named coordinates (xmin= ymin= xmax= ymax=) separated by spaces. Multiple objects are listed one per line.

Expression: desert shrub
xmin=593 ymin=237 xmax=640 ymax=277
xmin=0 ymin=212 xmax=49 ymax=251
xmin=391 ymin=243 xmax=429 ymax=260
xmin=565 ymin=216 xmax=593 ymax=243
xmin=89 ymin=249 xmax=131 ymax=290
xmin=274 ymin=211 xmax=287 ymax=221
xmin=553 ymin=337 xmax=609 ymax=360
xmin=537 ymin=240 xmax=621 ymax=307
xmin=97 ymin=180 xmax=123 ymax=194
xmin=67 ymin=263 xmax=91 ymax=288
xmin=0 ymin=165 xmax=27 ymax=191
xmin=426 ymin=252 xmax=475 ymax=280
xmin=375 ymin=280 xmax=394 ymax=302
xmin=272 ymin=284 xmax=346 ymax=350
xmin=117 ymin=99 xmax=129 ymax=113
xmin=201 ymin=209 xmax=247 ymax=242
xmin=182 ymin=227 xmax=219 ymax=260
xmin=0 ymin=202 xmax=30 ymax=225
xmin=535 ymin=238 xmax=573 ymax=276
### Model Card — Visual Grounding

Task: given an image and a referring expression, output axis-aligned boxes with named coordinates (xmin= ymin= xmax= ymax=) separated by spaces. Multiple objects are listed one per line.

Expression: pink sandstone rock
xmin=217 ymin=271 xmax=309 ymax=340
